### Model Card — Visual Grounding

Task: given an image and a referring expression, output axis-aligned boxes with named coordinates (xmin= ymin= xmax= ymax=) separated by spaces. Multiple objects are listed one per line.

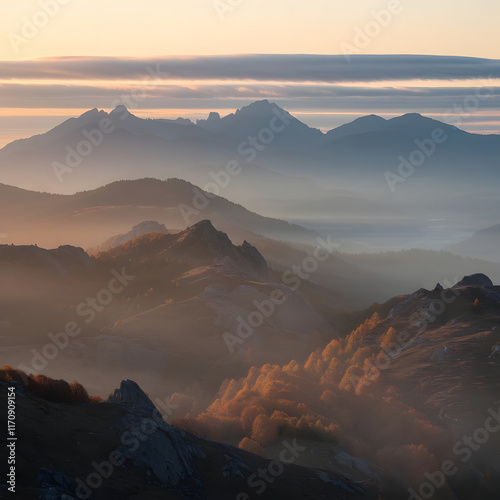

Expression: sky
xmin=0 ymin=0 xmax=499 ymax=146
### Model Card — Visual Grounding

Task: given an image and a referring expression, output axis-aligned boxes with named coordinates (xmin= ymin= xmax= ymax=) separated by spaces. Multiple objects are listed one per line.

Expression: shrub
xmin=0 ymin=365 xmax=98 ymax=404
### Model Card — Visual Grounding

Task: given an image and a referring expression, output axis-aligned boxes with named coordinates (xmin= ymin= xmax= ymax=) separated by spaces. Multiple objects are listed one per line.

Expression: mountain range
xmin=2 ymin=98 xmax=500 ymax=499
xmin=2 ymin=178 xmax=500 ymax=310
xmin=1 ymin=101 xmax=499 ymax=204
xmin=450 ymin=223 xmax=500 ymax=262
xmin=1 ymin=192 xmax=500 ymax=499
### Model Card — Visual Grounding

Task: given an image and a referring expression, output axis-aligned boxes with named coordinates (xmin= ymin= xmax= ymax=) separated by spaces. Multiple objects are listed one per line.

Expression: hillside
xmin=172 ymin=274 xmax=500 ymax=499
xmin=0 ymin=376 xmax=378 ymax=499
xmin=0 ymin=178 xmax=317 ymax=248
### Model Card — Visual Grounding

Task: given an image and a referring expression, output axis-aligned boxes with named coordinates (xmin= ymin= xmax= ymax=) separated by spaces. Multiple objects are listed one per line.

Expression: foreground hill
xmin=0 ymin=376 xmax=378 ymax=499
xmin=172 ymin=274 xmax=500 ymax=499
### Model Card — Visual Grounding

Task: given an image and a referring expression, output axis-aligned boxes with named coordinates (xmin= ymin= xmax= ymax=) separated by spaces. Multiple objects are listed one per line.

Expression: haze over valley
xmin=1 ymin=2 xmax=500 ymax=499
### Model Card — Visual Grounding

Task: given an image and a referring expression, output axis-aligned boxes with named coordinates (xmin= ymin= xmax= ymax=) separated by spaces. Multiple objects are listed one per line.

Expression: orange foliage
xmin=380 ymin=327 xmax=398 ymax=347
xmin=0 ymin=365 xmax=98 ymax=404
xmin=251 ymin=414 xmax=279 ymax=446
xmin=171 ymin=310 xmax=453 ymax=484
xmin=345 ymin=312 xmax=382 ymax=354
xmin=238 ymin=438 xmax=266 ymax=457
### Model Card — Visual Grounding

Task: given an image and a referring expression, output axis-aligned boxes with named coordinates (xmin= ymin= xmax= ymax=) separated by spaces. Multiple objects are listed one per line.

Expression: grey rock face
xmin=389 ymin=288 xmax=429 ymax=319
xmin=37 ymin=468 xmax=74 ymax=500
xmin=110 ymin=379 xmax=205 ymax=490
xmin=453 ymin=273 xmax=493 ymax=288
xmin=108 ymin=379 xmax=157 ymax=413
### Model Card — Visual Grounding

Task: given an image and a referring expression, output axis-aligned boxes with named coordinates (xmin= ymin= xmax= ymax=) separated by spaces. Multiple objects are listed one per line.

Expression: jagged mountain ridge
xmin=100 ymin=219 xmax=271 ymax=281
xmin=1 ymin=101 xmax=499 ymax=195
xmin=0 ymin=220 xmax=335 ymax=400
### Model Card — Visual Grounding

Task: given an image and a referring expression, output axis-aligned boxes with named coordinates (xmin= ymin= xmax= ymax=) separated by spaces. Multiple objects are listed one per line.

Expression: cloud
xmin=0 ymin=55 xmax=499 ymax=136
xmin=2 ymin=55 xmax=500 ymax=83
xmin=0 ymin=82 xmax=498 ymax=112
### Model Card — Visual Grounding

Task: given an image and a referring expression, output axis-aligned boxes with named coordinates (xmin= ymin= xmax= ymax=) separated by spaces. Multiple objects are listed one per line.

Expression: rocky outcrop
xmin=453 ymin=273 xmax=494 ymax=288
xmin=173 ymin=220 xmax=270 ymax=280
xmin=389 ymin=288 xmax=428 ymax=319
xmin=108 ymin=379 xmax=157 ymax=413
xmin=0 ymin=378 xmax=386 ymax=499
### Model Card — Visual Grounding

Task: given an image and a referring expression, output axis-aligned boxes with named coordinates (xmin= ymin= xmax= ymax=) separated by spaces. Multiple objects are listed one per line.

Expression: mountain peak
xmin=452 ymin=273 xmax=493 ymax=288
xmin=236 ymin=99 xmax=283 ymax=115
xmin=401 ymin=112 xmax=424 ymax=119
xmin=389 ymin=113 xmax=439 ymax=126
xmin=326 ymin=114 xmax=387 ymax=140
xmin=244 ymin=99 xmax=272 ymax=107
xmin=110 ymin=104 xmax=131 ymax=115
xmin=176 ymin=221 xmax=269 ymax=279
xmin=387 ymin=112 xmax=461 ymax=135
xmin=109 ymin=379 xmax=157 ymax=412
xmin=192 ymin=219 xmax=216 ymax=231
xmin=178 ymin=219 xmax=230 ymax=251
xmin=80 ymin=108 xmax=100 ymax=118
xmin=207 ymin=111 xmax=221 ymax=121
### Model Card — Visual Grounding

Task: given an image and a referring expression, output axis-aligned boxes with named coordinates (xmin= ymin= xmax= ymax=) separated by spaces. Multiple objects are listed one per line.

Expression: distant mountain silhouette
xmin=450 ymin=223 xmax=500 ymax=262
xmin=197 ymin=99 xmax=324 ymax=147
xmin=0 ymin=178 xmax=316 ymax=248
xmin=325 ymin=114 xmax=387 ymax=141
xmin=1 ymin=101 xmax=499 ymax=195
